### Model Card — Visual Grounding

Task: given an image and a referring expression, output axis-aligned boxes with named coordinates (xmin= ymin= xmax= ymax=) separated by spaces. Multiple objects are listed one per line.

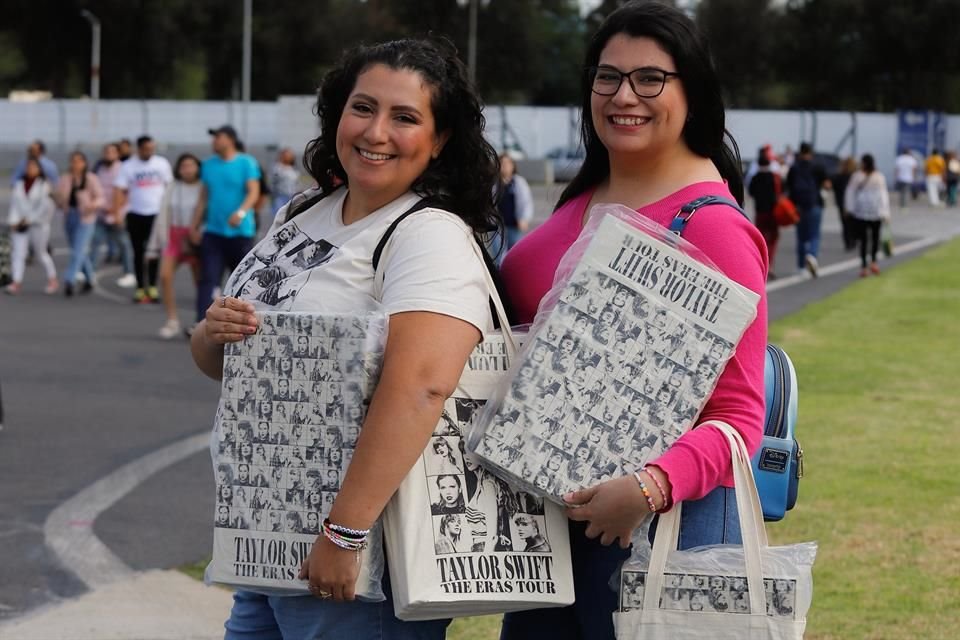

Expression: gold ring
xmin=310 ymin=585 xmax=332 ymax=599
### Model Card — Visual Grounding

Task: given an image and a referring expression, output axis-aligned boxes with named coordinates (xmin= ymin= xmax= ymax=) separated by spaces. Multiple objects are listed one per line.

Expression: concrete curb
xmin=0 ymin=570 xmax=231 ymax=640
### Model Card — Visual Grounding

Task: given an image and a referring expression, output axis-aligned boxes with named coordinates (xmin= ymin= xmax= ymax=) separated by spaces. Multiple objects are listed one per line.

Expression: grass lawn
xmin=184 ymin=239 xmax=960 ymax=639
xmin=762 ymin=239 xmax=960 ymax=640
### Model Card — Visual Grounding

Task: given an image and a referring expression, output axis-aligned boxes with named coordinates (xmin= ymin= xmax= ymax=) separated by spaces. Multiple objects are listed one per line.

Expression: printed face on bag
xmin=335 ymin=64 xmax=449 ymax=208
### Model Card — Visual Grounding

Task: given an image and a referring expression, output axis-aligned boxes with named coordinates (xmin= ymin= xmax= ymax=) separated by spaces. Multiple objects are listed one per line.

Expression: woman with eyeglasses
xmin=499 ymin=3 xmax=768 ymax=638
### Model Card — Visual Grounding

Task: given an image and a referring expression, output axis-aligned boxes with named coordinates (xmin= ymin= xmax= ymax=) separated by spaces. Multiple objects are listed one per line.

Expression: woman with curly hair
xmin=191 ymin=37 xmax=501 ymax=638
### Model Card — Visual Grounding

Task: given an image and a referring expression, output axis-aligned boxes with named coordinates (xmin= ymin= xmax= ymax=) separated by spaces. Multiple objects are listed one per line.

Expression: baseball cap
xmin=208 ymin=125 xmax=239 ymax=142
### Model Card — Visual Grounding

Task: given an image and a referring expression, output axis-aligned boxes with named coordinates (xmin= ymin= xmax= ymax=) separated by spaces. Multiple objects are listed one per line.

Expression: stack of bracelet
xmin=322 ymin=519 xmax=369 ymax=562
xmin=633 ymin=468 xmax=669 ymax=514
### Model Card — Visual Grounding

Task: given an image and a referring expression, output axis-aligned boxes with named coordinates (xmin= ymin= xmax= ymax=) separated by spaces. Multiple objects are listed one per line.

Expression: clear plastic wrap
xmin=205 ymin=310 xmax=389 ymax=601
xmin=468 ymin=203 xmax=761 ymax=502
xmin=613 ymin=423 xmax=817 ymax=640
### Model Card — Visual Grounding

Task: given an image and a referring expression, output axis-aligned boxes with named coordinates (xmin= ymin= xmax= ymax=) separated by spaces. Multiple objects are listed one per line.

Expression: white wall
xmin=1 ymin=98 xmax=954 ymax=182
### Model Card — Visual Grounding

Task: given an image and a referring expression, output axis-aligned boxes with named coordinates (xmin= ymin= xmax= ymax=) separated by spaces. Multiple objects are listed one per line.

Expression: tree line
xmin=1 ymin=0 xmax=958 ymax=111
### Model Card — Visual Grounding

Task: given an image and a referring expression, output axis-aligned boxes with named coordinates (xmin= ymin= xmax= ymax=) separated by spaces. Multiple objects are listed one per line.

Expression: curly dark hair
xmin=301 ymin=37 xmax=501 ymax=236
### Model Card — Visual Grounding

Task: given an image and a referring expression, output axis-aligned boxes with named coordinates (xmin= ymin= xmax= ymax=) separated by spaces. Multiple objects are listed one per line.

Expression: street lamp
xmin=241 ymin=0 xmax=252 ymax=142
xmin=456 ymin=0 xmax=490 ymax=86
xmin=80 ymin=9 xmax=101 ymax=100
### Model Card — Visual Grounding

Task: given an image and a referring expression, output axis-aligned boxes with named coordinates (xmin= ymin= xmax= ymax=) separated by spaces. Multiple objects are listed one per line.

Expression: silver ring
xmin=220 ymin=296 xmax=227 ymax=308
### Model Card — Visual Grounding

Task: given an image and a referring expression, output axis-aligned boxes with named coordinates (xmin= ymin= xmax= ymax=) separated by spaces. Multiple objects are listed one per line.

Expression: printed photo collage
xmin=427 ymin=397 xmax=552 ymax=556
xmin=213 ymin=312 xmax=385 ymax=535
xmin=475 ymin=267 xmax=736 ymax=498
xmin=620 ymin=570 xmax=798 ymax=619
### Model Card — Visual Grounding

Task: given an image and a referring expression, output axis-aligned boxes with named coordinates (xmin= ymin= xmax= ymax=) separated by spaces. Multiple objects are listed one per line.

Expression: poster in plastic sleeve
xmin=468 ymin=204 xmax=761 ymax=501
xmin=205 ymin=311 xmax=388 ymax=600
xmin=384 ymin=333 xmax=574 ymax=620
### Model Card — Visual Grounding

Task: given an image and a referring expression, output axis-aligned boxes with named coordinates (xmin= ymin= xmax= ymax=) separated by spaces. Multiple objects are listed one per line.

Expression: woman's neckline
xmin=578 ymin=180 xmax=727 ymax=229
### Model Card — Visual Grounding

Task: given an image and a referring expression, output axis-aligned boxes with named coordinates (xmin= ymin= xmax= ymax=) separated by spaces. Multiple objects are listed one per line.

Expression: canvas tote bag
xmin=614 ymin=422 xmax=816 ymax=640
xmin=380 ymin=237 xmax=575 ymax=621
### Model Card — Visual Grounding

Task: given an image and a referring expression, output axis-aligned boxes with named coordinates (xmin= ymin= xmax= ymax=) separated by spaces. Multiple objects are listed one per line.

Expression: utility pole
xmin=241 ymin=0 xmax=252 ymax=142
xmin=80 ymin=10 xmax=101 ymax=99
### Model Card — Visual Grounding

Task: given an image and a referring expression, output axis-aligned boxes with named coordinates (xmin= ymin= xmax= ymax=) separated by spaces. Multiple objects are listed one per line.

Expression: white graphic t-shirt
xmin=223 ymin=188 xmax=493 ymax=334
xmin=114 ymin=155 xmax=174 ymax=215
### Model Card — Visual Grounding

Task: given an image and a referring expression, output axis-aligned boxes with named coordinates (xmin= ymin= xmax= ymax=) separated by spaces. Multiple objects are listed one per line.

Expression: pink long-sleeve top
xmin=501 ymin=181 xmax=768 ymax=504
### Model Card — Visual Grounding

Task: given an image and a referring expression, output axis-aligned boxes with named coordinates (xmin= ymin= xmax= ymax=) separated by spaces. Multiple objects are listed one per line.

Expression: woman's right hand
xmin=203 ymin=296 xmax=259 ymax=345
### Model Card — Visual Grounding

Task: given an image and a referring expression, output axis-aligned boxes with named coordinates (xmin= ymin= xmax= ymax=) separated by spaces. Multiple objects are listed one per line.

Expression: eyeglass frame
xmin=588 ymin=65 xmax=682 ymax=99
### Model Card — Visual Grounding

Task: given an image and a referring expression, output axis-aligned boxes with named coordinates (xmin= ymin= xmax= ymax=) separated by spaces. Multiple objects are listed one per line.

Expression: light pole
xmin=241 ymin=0 xmax=252 ymax=143
xmin=80 ymin=10 xmax=101 ymax=100
xmin=457 ymin=0 xmax=490 ymax=87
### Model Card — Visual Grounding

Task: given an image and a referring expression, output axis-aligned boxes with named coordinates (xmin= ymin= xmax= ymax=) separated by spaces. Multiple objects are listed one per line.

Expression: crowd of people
xmin=4 ymin=132 xmax=304 ymax=338
xmin=745 ymin=140 xmax=955 ymax=280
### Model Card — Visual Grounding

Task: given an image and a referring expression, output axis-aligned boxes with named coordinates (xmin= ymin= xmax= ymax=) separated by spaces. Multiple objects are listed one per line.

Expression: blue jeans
xmin=500 ymin=486 xmax=741 ymax=640
xmin=224 ymin=568 xmax=450 ymax=640
xmin=196 ymin=232 xmax=255 ymax=322
xmin=795 ymin=205 xmax=823 ymax=270
xmin=89 ymin=219 xmax=134 ymax=274
xmin=63 ymin=208 xmax=96 ymax=285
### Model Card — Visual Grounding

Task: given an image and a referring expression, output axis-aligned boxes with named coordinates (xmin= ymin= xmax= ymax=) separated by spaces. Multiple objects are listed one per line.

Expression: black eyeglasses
xmin=589 ymin=65 xmax=681 ymax=98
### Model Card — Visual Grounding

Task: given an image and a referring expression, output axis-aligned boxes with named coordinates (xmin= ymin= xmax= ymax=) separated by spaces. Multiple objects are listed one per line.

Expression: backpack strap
xmin=668 ymin=195 xmax=748 ymax=236
xmin=371 ymin=199 xmax=438 ymax=272
xmin=372 ymin=199 xmax=515 ymax=329
xmin=282 ymin=188 xmax=327 ymax=223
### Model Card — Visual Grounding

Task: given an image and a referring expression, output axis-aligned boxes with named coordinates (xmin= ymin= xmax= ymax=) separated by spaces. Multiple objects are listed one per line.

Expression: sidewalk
xmin=0 ymin=571 xmax=231 ymax=640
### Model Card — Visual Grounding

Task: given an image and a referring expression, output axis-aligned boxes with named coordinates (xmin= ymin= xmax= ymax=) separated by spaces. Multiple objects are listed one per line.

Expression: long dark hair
xmin=558 ymin=1 xmax=743 ymax=209
xmin=301 ymin=38 xmax=501 ymax=235
xmin=861 ymin=154 xmax=876 ymax=175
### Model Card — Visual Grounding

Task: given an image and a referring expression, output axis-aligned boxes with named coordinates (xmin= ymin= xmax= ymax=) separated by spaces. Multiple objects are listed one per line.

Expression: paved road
xmin=1 ymin=184 xmax=957 ymax=620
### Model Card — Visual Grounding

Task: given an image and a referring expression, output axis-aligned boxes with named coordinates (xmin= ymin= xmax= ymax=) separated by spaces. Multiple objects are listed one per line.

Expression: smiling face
xmin=336 ymin=64 xmax=448 ymax=212
xmin=591 ymin=34 xmax=687 ymax=165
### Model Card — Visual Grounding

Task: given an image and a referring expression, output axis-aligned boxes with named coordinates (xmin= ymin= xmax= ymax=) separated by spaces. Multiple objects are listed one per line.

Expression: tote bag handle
xmin=372 ymin=211 xmax=518 ymax=359
xmin=643 ymin=422 xmax=768 ymax=616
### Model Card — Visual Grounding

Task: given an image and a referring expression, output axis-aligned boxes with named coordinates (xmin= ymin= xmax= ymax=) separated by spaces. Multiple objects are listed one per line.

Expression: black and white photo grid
xmin=475 ymin=266 xmax=736 ymax=499
xmin=213 ymin=312 xmax=384 ymax=538
xmin=620 ymin=571 xmax=798 ymax=619
xmin=426 ymin=398 xmax=553 ymax=557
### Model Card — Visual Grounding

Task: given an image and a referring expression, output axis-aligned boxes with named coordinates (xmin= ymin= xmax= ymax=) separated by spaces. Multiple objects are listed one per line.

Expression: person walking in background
xmin=113 ymin=135 xmax=174 ymax=303
xmin=924 ymin=148 xmax=945 ymax=207
xmin=845 ymin=153 xmax=890 ymax=277
xmin=269 ymin=148 xmax=300 ymax=216
xmin=786 ymin=142 xmax=830 ymax=277
xmin=490 ymin=152 xmax=534 ymax=264
xmin=5 ymin=158 xmax=57 ymax=295
xmin=743 ymin=143 xmax=780 ymax=187
xmin=894 ymin=147 xmax=918 ymax=209
xmin=748 ymin=153 xmax=780 ymax=278
xmin=90 ymin=143 xmax=136 ymax=287
xmin=10 ymin=140 xmax=59 ymax=187
xmin=118 ymin=138 xmax=133 ymax=162
xmin=189 ymin=125 xmax=260 ymax=332
xmin=54 ymin=152 xmax=105 ymax=297
xmin=945 ymin=151 xmax=960 ymax=206
xmin=150 ymin=154 xmax=203 ymax=339
xmin=831 ymin=156 xmax=858 ymax=251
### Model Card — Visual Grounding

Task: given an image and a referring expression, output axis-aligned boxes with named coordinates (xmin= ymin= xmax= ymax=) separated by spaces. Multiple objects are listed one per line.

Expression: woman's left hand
xmin=564 ymin=475 xmax=650 ymax=548
xmin=298 ymin=535 xmax=360 ymax=602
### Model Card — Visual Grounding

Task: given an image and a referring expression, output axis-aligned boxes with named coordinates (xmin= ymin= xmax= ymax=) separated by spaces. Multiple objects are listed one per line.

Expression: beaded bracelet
xmin=633 ymin=471 xmax=658 ymax=514
xmin=326 ymin=520 xmax=371 ymax=538
xmin=641 ymin=467 xmax=669 ymax=511
xmin=322 ymin=519 xmax=368 ymax=551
